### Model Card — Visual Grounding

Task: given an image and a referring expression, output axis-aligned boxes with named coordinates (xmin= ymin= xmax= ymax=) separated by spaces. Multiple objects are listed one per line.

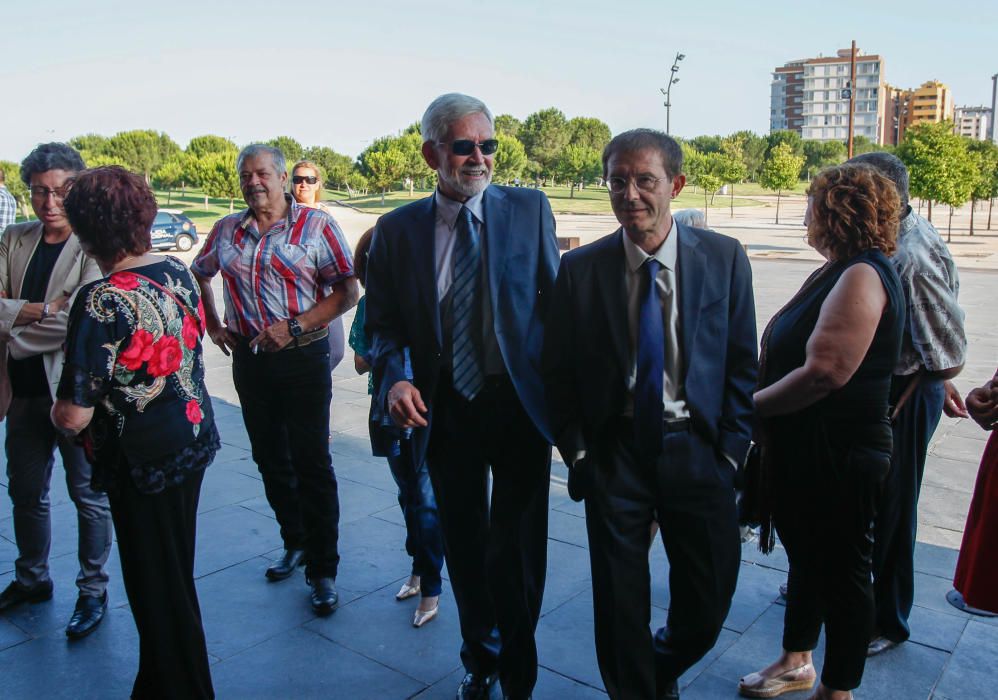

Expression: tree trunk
xmin=203 ymin=194 xmax=209 ymax=210
xmin=970 ymin=200 xmax=976 ymax=236
xmin=947 ymin=206 xmax=953 ymax=242
xmin=703 ymin=189 xmax=709 ymax=226
xmin=409 ymin=180 xmax=414 ymax=197
xmin=569 ymin=183 xmax=575 ymax=199
xmin=989 ymin=197 xmax=994 ymax=230
xmin=229 ymin=198 xmax=235 ymax=214
xmin=730 ymin=186 xmax=735 ymax=218
xmin=918 ymin=199 xmax=922 ymax=216
xmin=380 ymin=189 xmax=386 ymax=206
xmin=167 ymin=189 xmax=172 ymax=205
xmin=928 ymin=200 xmax=933 ymax=222
xmin=775 ymin=190 xmax=782 ymax=225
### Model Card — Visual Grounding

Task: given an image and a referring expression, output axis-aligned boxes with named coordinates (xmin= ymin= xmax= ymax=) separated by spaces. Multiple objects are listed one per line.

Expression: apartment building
xmin=954 ymin=106 xmax=992 ymax=141
xmin=770 ymin=47 xmax=886 ymax=144
xmin=884 ymin=81 xmax=956 ymax=145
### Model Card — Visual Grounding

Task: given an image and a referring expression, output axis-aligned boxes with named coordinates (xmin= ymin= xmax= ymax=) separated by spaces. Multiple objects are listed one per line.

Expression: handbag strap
xmin=127 ymin=271 xmax=204 ymax=336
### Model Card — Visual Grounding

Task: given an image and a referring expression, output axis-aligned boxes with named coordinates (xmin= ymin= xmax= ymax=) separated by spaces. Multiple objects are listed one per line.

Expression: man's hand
xmin=966 ymin=380 xmax=998 ymax=431
xmin=206 ymin=320 xmax=239 ymax=356
xmin=942 ymin=380 xmax=970 ymax=419
xmin=250 ymin=319 xmax=293 ymax=354
xmin=388 ymin=381 xmax=428 ymax=428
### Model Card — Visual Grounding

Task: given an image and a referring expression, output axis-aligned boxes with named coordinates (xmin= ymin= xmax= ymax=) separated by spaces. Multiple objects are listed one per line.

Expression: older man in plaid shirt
xmin=0 ymin=169 xmax=17 ymax=233
xmin=192 ymin=144 xmax=358 ymax=616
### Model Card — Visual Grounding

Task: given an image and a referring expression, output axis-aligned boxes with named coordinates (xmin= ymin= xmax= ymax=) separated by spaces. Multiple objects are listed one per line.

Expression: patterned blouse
xmin=58 ymin=256 xmax=219 ymax=494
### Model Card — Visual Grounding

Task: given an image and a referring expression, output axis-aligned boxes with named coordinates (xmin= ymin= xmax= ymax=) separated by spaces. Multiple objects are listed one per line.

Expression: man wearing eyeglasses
xmin=0 ymin=143 xmax=111 ymax=639
xmin=365 ymin=93 xmax=558 ymax=700
xmin=542 ymin=129 xmax=757 ymax=700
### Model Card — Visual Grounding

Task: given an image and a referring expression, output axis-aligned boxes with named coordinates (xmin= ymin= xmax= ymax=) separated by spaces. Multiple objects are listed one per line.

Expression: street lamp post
xmin=990 ymin=73 xmax=997 ymax=143
xmin=660 ymin=52 xmax=685 ymax=135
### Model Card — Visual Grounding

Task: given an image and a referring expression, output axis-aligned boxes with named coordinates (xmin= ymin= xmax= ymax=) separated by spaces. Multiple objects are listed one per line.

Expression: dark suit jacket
xmin=365 ymin=185 xmax=559 ymax=462
xmin=542 ymin=225 xmax=758 ymax=470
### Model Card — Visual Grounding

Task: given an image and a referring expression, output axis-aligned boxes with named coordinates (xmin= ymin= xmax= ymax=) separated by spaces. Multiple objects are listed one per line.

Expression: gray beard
xmin=438 ymin=169 xmax=491 ymax=199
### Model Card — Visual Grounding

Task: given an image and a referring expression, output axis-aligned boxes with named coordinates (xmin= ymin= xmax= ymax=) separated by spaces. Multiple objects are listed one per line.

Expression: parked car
xmin=151 ymin=209 xmax=198 ymax=251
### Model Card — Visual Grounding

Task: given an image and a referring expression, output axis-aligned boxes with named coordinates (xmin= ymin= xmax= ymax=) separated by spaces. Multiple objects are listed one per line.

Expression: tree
xmin=1 ymin=160 xmax=30 ymax=219
xmin=851 ymin=135 xmax=883 ymax=156
xmin=802 ymin=140 xmax=846 ymax=178
xmin=345 ymin=171 xmax=369 ymax=196
xmin=555 ymin=144 xmax=601 ymax=198
xmin=301 ymin=146 xmax=354 ymax=190
xmin=104 ymin=130 xmax=181 ymax=183
xmin=186 ymin=135 xmax=237 ymax=158
xmin=729 ymin=130 xmax=767 ymax=182
xmin=898 ymin=121 xmax=974 ymax=227
xmin=494 ymin=114 xmax=522 ymax=139
xmin=266 ymin=136 xmax=303 ymax=165
xmin=195 ymin=152 xmax=241 ymax=213
xmin=365 ymin=146 xmax=407 ymax=205
xmin=69 ymin=134 xmax=109 ymax=158
xmin=493 ymin=133 xmax=528 ymax=184
xmin=519 ymin=108 xmax=570 ymax=184
xmin=718 ymin=138 xmax=748 ymax=217
xmin=689 ymin=135 xmax=723 ymax=154
xmin=567 ymin=116 xmax=611 ymax=152
xmin=399 ymin=132 xmax=432 ymax=196
xmin=766 ymin=130 xmax=804 ymax=161
xmin=85 ymin=153 xmax=131 ymax=169
xmin=153 ymin=157 xmax=186 ymax=205
xmin=967 ymin=140 xmax=998 ymax=235
xmin=760 ymin=143 xmax=804 ymax=224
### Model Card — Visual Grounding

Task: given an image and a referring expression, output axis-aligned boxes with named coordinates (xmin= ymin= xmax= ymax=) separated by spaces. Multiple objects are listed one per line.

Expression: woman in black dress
xmin=739 ymin=164 xmax=904 ymax=700
xmin=52 ymin=166 xmax=218 ymax=699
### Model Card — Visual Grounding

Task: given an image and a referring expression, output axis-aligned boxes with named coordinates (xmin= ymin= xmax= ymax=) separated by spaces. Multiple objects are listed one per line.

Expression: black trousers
xmin=583 ymin=423 xmax=740 ymax=700
xmin=231 ymin=340 xmax=340 ymax=578
xmin=110 ymin=469 xmax=213 ymax=700
xmin=873 ymin=379 xmax=944 ymax=642
xmin=775 ymin=427 xmax=891 ymax=691
xmin=426 ymin=375 xmax=551 ymax=700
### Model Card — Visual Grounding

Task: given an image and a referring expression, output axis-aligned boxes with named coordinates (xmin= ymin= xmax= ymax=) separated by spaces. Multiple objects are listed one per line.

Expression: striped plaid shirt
xmin=0 ymin=186 xmax=16 ymax=233
xmin=191 ymin=195 xmax=354 ymax=337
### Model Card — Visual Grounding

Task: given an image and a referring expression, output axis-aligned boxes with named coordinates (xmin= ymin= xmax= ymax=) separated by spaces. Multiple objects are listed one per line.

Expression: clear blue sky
xmin=2 ymin=0 xmax=995 ymax=162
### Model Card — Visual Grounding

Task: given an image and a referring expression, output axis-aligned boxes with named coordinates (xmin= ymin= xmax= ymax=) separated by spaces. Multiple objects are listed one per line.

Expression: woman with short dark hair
xmin=52 ymin=166 xmax=218 ymax=699
xmin=739 ymin=164 xmax=905 ymax=700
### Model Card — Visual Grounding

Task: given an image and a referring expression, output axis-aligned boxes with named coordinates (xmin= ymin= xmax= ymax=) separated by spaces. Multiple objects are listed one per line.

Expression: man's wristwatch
xmin=41 ymin=302 xmax=50 ymax=320
xmin=288 ymin=317 xmax=304 ymax=338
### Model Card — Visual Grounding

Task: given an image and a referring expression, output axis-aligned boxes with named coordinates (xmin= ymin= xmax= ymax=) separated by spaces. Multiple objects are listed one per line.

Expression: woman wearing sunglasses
xmin=289 ymin=160 xmax=346 ymax=374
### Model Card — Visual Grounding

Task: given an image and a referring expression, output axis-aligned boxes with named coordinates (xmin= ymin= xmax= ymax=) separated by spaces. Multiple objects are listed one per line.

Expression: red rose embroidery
xmin=181 ymin=315 xmax=199 ymax=349
xmin=185 ymin=399 xmax=203 ymax=424
xmin=110 ymin=272 xmax=140 ymax=291
xmin=147 ymin=335 xmax=183 ymax=377
xmin=117 ymin=329 xmax=155 ymax=371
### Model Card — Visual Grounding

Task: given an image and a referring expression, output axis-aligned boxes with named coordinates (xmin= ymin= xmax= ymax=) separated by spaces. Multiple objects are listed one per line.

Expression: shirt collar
xmin=622 ymin=217 xmax=678 ymax=273
xmin=435 ymin=188 xmax=486 ymax=229
xmin=240 ymin=193 xmax=298 ymax=233
xmin=900 ymin=207 xmax=918 ymax=236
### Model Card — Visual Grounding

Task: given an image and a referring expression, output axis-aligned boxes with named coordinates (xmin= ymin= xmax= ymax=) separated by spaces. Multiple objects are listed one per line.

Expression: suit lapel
xmin=483 ymin=186 xmax=511 ymax=316
xmin=411 ymin=197 xmax=442 ymax=349
xmin=596 ymin=230 xmax=631 ymax=375
xmin=677 ymin=223 xmax=706 ymax=375
xmin=9 ymin=222 xmax=44 ymax=298
xmin=46 ymin=235 xmax=85 ymax=298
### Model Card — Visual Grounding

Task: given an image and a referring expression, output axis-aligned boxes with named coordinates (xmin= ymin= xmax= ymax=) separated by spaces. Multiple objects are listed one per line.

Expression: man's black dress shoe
xmin=265 ymin=549 xmax=306 ymax=581
xmin=0 ymin=579 xmax=53 ymax=612
xmin=456 ymin=672 xmax=500 ymax=700
xmin=66 ymin=592 xmax=108 ymax=639
xmin=309 ymin=577 xmax=338 ymax=616
xmin=658 ymin=679 xmax=680 ymax=700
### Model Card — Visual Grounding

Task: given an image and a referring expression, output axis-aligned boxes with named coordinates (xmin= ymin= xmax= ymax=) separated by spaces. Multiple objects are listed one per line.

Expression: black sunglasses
xmin=292 ymin=175 xmax=319 ymax=185
xmin=443 ymin=139 xmax=499 ymax=156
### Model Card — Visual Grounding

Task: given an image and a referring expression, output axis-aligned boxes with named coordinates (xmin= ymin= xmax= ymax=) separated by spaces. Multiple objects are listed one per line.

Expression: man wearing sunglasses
xmin=0 ymin=143 xmax=112 ymax=639
xmin=542 ymin=129 xmax=757 ymax=699
xmin=365 ymin=93 xmax=558 ymax=700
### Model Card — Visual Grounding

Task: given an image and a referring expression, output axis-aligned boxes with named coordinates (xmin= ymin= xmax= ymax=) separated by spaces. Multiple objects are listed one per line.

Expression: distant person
xmin=365 ymin=93 xmax=558 ymax=700
xmin=671 ymin=208 xmax=706 ymax=229
xmin=348 ymin=227 xmax=444 ymax=628
xmin=740 ymin=164 xmax=904 ymax=700
xmin=54 ymin=166 xmax=218 ymax=698
xmin=0 ymin=168 xmax=17 ymax=232
xmin=847 ymin=153 xmax=969 ymax=657
xmin=192 ymin=145 xmax=358 ymax=616
xmin=951 ymin=367 xmax=998 ymax=615
xmin=543 ymin=129 xmax=757 ymax=700
xmin=0 ymin=143 xmax=112 ymax=640
xmin=288 ymin=159 xmax=346 ymax=372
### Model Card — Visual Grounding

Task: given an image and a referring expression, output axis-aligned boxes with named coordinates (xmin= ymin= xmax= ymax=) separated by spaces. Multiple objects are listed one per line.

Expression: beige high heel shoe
xmin=412 ymin=601 xmax=439 ymax=628
xmin=738 ymin=663 xmax=816 ymax=698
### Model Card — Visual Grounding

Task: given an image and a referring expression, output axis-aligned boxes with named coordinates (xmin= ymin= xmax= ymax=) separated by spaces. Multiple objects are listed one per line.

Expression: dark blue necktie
xmin=635 ymin=258 xmax=664 ymax=456
xmin=451 ymin=206 xmax=484 ymax=400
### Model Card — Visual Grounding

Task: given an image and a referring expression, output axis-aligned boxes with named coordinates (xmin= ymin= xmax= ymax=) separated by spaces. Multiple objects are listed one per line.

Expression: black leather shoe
xmin=66 ymin=592 xmax=108 ymax=639
xmin=457 ymin=672 xmax=499 ymax=700
xmin=309 ymin=577 xmax=338 ymax=616
xmin=265 ymin=549 xmax=306 ymax=581
xmin=0 ymin=579 xmax=54 ymax=612
xmin=658 ymin=679 xmax=680 ymax=700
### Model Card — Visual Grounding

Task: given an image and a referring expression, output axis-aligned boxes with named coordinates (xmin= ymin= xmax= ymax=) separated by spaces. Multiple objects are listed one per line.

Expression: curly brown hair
xmin=807 ymin=163 xmax=900 ymax=259
xmin=64 ymin=166 xmax=155 ymax=265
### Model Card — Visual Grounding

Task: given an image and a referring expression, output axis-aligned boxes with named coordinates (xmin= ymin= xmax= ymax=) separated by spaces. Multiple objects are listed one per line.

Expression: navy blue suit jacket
xmin=542 ymin=224 xmax=758 ymax=469
xmin=365 ymin=185 xmax=559 ymax=462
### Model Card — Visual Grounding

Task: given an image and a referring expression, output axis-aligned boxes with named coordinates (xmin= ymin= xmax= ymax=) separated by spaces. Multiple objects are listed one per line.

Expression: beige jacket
xmin=0 ymin=221 xmax=102 ymax=419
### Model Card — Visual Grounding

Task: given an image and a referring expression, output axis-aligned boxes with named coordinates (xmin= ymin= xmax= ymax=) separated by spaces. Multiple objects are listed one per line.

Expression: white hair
xmin=672 ymin=208 xmax=707 ymax=228
xmin=237 ymin=144 xmax=286 ymax=175
xmin=420 ymin=93 xmax=494 ymax=144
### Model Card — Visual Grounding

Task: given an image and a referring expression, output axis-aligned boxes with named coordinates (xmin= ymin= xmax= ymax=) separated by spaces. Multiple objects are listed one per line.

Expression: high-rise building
xmin=954 ymin=106 xmax=992 ymax=141
xmin=883 ymin=81 xmax=956 ymax=145
xmin=770 ymin=47 xmax=886 ymax=144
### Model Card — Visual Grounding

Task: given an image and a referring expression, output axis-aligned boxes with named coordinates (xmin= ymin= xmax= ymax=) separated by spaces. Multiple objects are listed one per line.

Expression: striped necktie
xmin=451 ymin=205 xmax=485 ymax=400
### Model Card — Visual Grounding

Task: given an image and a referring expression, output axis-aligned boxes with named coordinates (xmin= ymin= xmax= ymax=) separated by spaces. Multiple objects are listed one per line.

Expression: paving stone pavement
xmin=1 ymin=259 xmax=996 ymax=699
